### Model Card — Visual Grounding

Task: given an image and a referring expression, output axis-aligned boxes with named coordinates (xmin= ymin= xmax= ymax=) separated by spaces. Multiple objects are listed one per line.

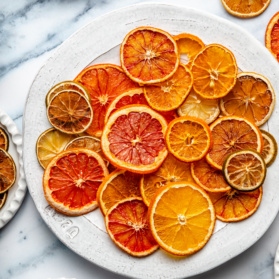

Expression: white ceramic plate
xmin=0 ymin=110 xmax=27 ymax=228
xmin=23 ymin=3 xmax=279 ymax=279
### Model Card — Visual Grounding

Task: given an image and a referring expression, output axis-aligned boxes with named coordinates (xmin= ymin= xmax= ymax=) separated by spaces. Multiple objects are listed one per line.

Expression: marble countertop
xmin=1 ymin=0 xmax=279 ymax=278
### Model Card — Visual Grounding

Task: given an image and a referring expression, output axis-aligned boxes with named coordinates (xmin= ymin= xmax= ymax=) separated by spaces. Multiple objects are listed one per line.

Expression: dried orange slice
xmin=266 ymin=12 xmax=279 ymax=62
xmin=174 ymin=33 xmax=205 ymax=66
xmin=43 ymin=148 xmax=109 ymax=216
xmin=0 ymin=127 xmax=9 ymax=151
xmin=148 ymin=181 xmax=215 ymax=256
xmin=177 ymin=89 xmax=220 ymax=124
xmin=0 ymin=148 xmax=16 ymax=194
xmin=140 ymin=153 xmax=195 ymax=206
xmin=206 ymin=116 xmax=263 ymax=170
xmin=75 ymin=64 xmax=139 ymax=137
xmin=97 ymin=169 xmax=141 ymax=215
xmin=105 ymin=197 xmax=159 ymax=257
xmin=101 ymin=105 xmax=168 ymax=174
xmin=120 ymin=26 xmax=179 ymax=85
xmin=0 ymin=191 xmax=8 ymax=209
xmin=220 ymin=72 xmax=275 ymax=126
xmin=223 ymin=150 xmax=266 ymax=191
xmin=165 ymin=116 xmax=212 ymax=162
xmin=208 ymin=187 xmax=262 ymax=222
xmin=45 ymin=80 xmax=90 ymax=107
xmin=47 ymin=90 xmax=93 ymax=134
xmin=191 ymin=158 xmax=231 ymax=192
xmin=65 ymin=135 xmax=101 ymax=152
xmin=191 ymin=44 xmax=237 ymax=99
xmin=36 ymin=128 xmax=77 ymax=169
xmin=144 ymin=64 xmax=193 ymax=111
xmin=221 ymin=0 xmax=271 ymax=18
xmin=261 ymin=129 xmax=278 ymax=167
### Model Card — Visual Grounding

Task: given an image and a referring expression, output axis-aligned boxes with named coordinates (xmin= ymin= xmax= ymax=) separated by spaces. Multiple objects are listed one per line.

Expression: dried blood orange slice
xmin=140 ymin=153 xmax=195 ymax=206
xmin=0 ymin=127 xmax=9 ymax=151
xmin=220 ymin=72 xmax=275 ymax=126
xmin=208 ymin=187 xmax=262 ymax=222
xmin=260 ymin=129 xmax=278 ymax=167
xmin=105 ymin=197 xmax=159 ymax=257
xmin=206 ymin=116 xmax=263 ymax=170
xmin=148 ymin=182 xmax=215 ymax=256
xmin=266 ymin=12 xmax=279 ymax=62
xmin=191 ymin=44 xmax=237 ymax=99
xmin=97 ymin=169 xmax=141 ymax=215
xmin=144 ymin=64 xmax=193 ymax=111
xmin=101 ymin=105 xmax=168 ymax=174
xmin=75 ymin=64 xmax=139 ymax=137
xmin=43 ymin=148 xmax=109 ymax=216
xmin=120 ymin=26 xmax=179 ymax=84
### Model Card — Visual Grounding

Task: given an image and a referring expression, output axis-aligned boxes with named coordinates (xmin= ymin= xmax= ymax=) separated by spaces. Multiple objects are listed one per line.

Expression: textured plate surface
xmin=23 ymin=3 xmax=279 ymax=279
xmin=0 ymin=110 xmax=27 ymax=228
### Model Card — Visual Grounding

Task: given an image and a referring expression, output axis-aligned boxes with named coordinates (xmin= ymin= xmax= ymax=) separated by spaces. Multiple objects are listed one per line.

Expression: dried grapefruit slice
xmin=148 ymin=181 xmax=215 ymax=256
xmin=191 ymin=44 xmax=237 ymax=99
xmin=208 ymin=187 xmax=262 ymax=222
xmin=0 ymin=127 xmax=9 ymax=151
xmin=105 ymin=197 xmax=159 ymax=257
xmin=261 ymin=129 xmax=278 ymax=167
xmin=140 ymin=153 xmax=195 ymax=206
xmin=266 ymin=12 xmax=279 ymax=62
xmin=120 ymin=26 xmax=179 ymax=84
xmin=220 ymin=72 xmax=275 ymax=126
xmin=206 ymin=116 xmax=263 ymax=170
xmin=43 ymin=148 xmax=109 ymax=216
xmin=144 ymin=64 xmax=193 ymax=111
xmin=165 ymin=116 xmax=212 ymax=162
xmin=101 ymin=105 xmax=168 ymax=174
xmin=75 ymin=64 xmax=139 ymax=137
xmin=47 ymin=90 xmax=93 ymax=134
xmin=97 ymin=169 xmax=141 ymax=215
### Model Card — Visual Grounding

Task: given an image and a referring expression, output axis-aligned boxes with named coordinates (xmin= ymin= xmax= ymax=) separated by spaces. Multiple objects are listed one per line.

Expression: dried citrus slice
xmin=266 ymin=12 xmax=279 ymax=62
xmin=140 ymin=153 xmax=195 ymax=206
xmin=144 ymin=64 xmax=193 ymax=111
xmin=177 ymin=89 xmax=220 ymax=124
xmin=148 ymin=181 xmax=215 ymax=256
xmin=0 ymin=191 xmax=8 ymax=209
xmin=165 ymin=116 xmax=212 ymax=162
xmin=208 ymin=187 xmax=262 ymax=222
xmin=65 ymin=135 xmax=101 ymax=152
xmin=173 ymin=33 xmax=205 ymax=66
xmin=191 ymin=44 xmax=237 ymax=99
xmin=75 ymin=64 xmax=139 ymax=137
xmin=221 ymin=0 xmax=271 ymax=18
xmin=0 ymin=148 xmax=16 ymax=194
xmin=45 ymin=80 xmax=90 ymax=107
xmin=120 ymin=26 xmax=179 ymax=84
xmin=97 ymin=169 xmax=141 ymax=215
xmin=105 ymin=197 xmax=159 ymax=257
xmin=191 ymin=158 xmax=231 ymax=192
xmin=36 ymin=128 xmax=77 ymax=169
xmin=220 ymin=72 xmax=275 ymax=126
xmin=43 ymin=148 xmax=109 ymax=216
xmin=47 ymin=90 xmax=93 ymax=134
xmin=0 ymin=127 xmax=9 ymax=151
xmin=101 ymin=105 xmax=168 ymax=174
xmin=206 ymin=116 xmax=263 ymax=170
xmin=223 ymin=150 xmax=266 ymax=191
xmin=261 ymin=129 xmax=278 ymax=167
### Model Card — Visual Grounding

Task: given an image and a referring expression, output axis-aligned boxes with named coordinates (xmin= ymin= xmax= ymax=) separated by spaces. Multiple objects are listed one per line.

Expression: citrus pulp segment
xmin=105 ymin=197 xmax=159 ymax=257
xmin=191 ymin=44 xmax=237 ymax=99
xmin=207 ymin=187 xmax=262 ymax=222
xmin=47 ymin=90 xmax=93 ymax=134
xmin=144 ymin=64 xmax=193 ymax=111
xmin=101 ymin=105 xmax=168 ymax=174
xmin=260 ymin=129 xmax=278 ymax=167
xmin=74 ymin=64 xmax=139 ymax=137
xmin=148 ymin=182 xmax=215 ymax=256
xmin=120 ymin=26 xmax=179 ymax=84
xmin=220 ymin=72 xmax=275 ymax=126
xmin=165 ymin=116 xmax=212 ymax=162
xmin=265 ymin=11 xmax=279 ymax=62
xmin=43 ymin=148 xmax=109 ymax=216
xmin=97 ymin=169 xmax=142 ymax=215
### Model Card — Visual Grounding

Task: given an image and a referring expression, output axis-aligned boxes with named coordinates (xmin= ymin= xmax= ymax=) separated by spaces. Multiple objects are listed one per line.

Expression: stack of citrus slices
xmin=37 ymin=26 xmax=277 ymax=258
